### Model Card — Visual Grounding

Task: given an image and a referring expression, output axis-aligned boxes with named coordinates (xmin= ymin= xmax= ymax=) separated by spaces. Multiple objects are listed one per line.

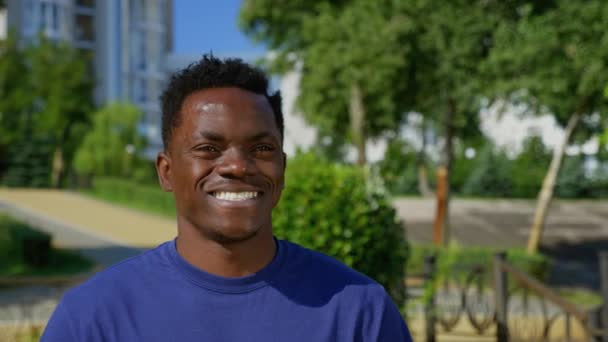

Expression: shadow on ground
xmin=540 ymin=239 xmax=608 ymax=290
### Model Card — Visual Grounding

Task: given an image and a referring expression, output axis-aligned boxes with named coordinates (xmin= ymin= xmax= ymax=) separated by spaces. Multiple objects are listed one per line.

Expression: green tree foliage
xmin=484 ymin=0 xmax=608 ymax=252
xmin=0 ymin=33 xmax=94 ymax=187
xmin=377 ymin=138 xmax=422 ymax=195
xmin=241 ymin=0 xmax=412 ymax=164
xmin=273 ymin=153 xmax=408 ymax=304
xmin=74 ymin=103 xmax=147 ymax=178
xmin=27 ymin=36 xmax=94 ymax=187
xmin=0 ymin=32 xmax=32 ymax=177
xmin=487 ymin=1 xmax=608 ymax=125
xmin=510 ymin=136 xmax=552 ymax=198
xmin=461 ymin=145 xmax=513 ymax=197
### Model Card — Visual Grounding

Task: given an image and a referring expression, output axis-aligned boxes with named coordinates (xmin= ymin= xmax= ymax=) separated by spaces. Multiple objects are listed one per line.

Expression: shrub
xmin=2 ymin=135 xmax=53 ymax=188
xmin=407 ymin=244 xmax=550 ymax=283
xmin=462 ymin=145 xmax=514 ymax=197
xmin=377 ymin=138 xmax=423 ymax=195
xmin=0 ymin=214 xmax=93 ymax=276
xmin=511 ymin=136 xmax=551 ymax=198
xmin=273 ymin=152 xmax=409 ymax=302
xmin=73 ymin=103 xmax=147 ymax=179
xmin=556 ymin=156 xmax=588 ymax=198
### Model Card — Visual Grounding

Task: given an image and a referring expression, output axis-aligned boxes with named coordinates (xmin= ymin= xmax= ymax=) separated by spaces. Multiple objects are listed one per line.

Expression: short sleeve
xmin=40 ymin=299 xmax=77 ymax=342
xmin=364 ymin=286 xmax=413 ymax=342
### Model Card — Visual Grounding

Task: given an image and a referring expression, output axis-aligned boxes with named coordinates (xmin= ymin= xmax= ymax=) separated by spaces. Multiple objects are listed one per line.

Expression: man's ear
xmin=282 ymin=152 xmax=287 ymax=172
xmin=281 ymin=152 xmax=287 ymax=189
xmin=156 ymin=151 xmax=173 ymax=192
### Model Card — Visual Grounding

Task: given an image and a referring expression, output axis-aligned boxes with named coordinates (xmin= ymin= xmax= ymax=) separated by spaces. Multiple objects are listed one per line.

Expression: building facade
xmin=6 ymin=0 xmax=172 ymax=151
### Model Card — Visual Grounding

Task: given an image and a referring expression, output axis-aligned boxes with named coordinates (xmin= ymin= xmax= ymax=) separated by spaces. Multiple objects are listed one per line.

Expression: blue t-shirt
xmin=41 ymin=239 xmax=412 ymax=341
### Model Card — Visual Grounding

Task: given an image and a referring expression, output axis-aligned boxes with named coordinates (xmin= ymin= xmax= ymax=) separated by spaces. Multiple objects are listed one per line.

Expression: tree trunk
xmin=349 ymin=83 xmax=367 ymax=166
xmin=433 ymin=100 xmax=456 ymax=247
xmin=417 ymin=117 xmax=433 ymax=197
xmin=418 ymin=165 xmax=432 ymax=197
xmin=527 ymin=112 xmax=582 ymax=254
xmin=51 ymin=146 xmax=64 ymax=188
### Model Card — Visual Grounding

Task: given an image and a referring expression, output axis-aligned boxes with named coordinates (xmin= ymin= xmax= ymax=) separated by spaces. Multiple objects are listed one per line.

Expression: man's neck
xmin=174 ymin=222 xmax=277 ymax=278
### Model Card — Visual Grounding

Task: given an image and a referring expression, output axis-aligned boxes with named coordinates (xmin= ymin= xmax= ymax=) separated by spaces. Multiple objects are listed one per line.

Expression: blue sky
xmin=173 ymin=0 xmax=266 ymax=57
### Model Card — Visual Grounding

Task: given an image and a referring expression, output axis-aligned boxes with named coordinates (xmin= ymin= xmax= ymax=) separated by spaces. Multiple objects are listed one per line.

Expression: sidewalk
xmin=0 ymin=188 xmax=175 ymax=266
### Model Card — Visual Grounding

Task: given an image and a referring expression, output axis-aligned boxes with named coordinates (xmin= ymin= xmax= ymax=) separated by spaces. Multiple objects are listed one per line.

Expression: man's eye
xmin=254 ymin=144 xmax=275 ymax=152
xmin=196 ymin=145 xmax=220 ymax=153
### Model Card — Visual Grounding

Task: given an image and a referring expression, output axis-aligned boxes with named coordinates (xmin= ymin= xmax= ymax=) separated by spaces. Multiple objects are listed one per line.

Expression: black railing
xmin=416 ymin=252 xmax=608 ymax=341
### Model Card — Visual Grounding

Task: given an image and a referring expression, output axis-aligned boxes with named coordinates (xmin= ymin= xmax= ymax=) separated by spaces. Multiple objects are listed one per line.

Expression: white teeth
xmin=213 ymin=191 xmax=259 ymax=201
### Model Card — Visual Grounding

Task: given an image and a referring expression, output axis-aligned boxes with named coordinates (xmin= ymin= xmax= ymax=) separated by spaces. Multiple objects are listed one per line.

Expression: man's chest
xmin=85 ymin=294 xmax=362 ymax=342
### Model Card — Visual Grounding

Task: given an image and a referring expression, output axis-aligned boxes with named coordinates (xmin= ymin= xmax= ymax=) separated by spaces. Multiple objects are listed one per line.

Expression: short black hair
xmin=160 ymin=54 xmax=283 ymax=148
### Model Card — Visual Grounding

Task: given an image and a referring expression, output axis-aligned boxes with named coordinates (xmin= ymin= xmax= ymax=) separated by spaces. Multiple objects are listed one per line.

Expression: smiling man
xmin=41 ymin=55 xmax=412 ymax=341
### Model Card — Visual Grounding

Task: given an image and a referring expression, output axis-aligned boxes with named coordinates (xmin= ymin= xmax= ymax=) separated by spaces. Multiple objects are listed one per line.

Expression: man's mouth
xmin=211 ymin=191 xmax=261 ymax=201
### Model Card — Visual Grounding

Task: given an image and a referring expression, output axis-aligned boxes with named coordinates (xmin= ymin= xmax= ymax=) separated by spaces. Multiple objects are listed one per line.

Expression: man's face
xmin=156 ymin=87 xmax=285 ymax=244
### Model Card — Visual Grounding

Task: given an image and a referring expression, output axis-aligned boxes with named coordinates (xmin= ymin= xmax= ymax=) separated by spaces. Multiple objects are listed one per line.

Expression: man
xmin=41 ymin=55 xmax=412 ymax=341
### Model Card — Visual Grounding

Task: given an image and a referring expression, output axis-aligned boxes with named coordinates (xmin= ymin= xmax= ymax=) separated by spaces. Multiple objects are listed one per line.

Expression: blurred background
xmin=0 ymin=0 xmax=607 ymax=341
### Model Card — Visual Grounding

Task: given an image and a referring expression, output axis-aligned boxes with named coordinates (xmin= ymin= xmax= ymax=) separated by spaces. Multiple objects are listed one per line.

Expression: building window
xmin=75 ymin=14 xmax=94 ymax=42
xmin=134 ymin=78 xmax=147 ymax=103
xmin=51 ymin=4 xmax=59 ymax=31
xmin=76 ymin=0 xmax=95 ymax=8
xmin=39 ymin=2 xmax=48 ymax=31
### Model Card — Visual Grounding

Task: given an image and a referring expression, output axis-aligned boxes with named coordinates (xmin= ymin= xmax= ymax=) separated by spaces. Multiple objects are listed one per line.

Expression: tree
xmin=0 ymin=32 xmax=33 ymax=177
xmin=74 ymin=103 xmax=146 ymax=178
xmin=241 ymin=0 xmax=521 ymax=246
xmin=26 ymin=36 xmax=94 ymax=187
xmin=485 ymin=0 xmax=608 ymax=253
xmin=0 ymin=34 xmax=94 ymax=187
xmin=241 ymin=0 xmax=413 ymax=166
xmin=399 ymin=0 xmax=502 ymax=245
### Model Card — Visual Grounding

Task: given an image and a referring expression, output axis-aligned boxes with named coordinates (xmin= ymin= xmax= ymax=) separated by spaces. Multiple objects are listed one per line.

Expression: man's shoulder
xmin=61 ymin=242 xmax=172 ymax=306
xmin=279 ymin=240 xmax=385 ymax=297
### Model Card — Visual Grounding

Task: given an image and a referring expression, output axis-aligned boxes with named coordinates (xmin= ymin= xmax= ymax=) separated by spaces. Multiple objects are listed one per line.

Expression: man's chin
xmin=205 ymin=227 xmax=260 ymax=245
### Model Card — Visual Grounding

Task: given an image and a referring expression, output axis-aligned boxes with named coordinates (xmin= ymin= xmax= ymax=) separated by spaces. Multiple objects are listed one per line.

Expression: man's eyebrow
xmin=198 ymin=130 xmax=279 ymax=142
xmin=248 ymin=131 xmax=277 ymax=142
xmin=199 ymin=130 xmax=225 ymax=141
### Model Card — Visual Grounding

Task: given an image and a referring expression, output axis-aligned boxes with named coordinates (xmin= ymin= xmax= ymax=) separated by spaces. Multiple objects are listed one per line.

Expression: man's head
xmin=156 ymin=55 xmax=286 ymax=245
xmin=160 ymin=54 xmax=284 ymax=147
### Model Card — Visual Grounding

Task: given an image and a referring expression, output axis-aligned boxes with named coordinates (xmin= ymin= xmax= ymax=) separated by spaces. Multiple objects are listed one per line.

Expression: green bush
xmin=462 ymin=145 xmax=514 ymax=197
xmin=87 ymin=177 xmax=175 ymax=218
xmin=511 ymin=136 xmax=551 ymax=198
xmin=74 ymin=102 xmax=147 ymax=179
xmin=2 ymin=135 xmax=53 ymax=188
xmin=556 ymin=157 xmax=608 ymax=199
xmin=273 ymin=152 xmax=409 ymax=302
xmin=407 ymin=244 xmax=550 ymax=283
xmin=377 ymin=138 xmax=424 ymax=195
xmin=451 ymin=148 xmax=478 ymax=194
xmin=556 ymin=156 xmax=588 ymax=198
xmin=587 ymin=169 xmax=608 ymax=198
xmin=0 ymin=214 xmax=93 ymax=276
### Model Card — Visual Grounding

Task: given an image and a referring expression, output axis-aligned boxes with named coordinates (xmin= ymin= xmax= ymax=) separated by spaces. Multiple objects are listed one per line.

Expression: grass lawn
xmin=0 ymin=214 xmax=94 ymax=277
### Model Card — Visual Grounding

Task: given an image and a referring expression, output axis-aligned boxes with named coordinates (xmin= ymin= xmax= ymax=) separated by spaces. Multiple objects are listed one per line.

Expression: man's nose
xmin=216 ymin=148 xmax=255 ymax=178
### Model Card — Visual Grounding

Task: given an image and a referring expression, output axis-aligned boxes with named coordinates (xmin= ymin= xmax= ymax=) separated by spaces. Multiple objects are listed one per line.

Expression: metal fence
xmin=415 ymin=252 xmax=608 ymax=342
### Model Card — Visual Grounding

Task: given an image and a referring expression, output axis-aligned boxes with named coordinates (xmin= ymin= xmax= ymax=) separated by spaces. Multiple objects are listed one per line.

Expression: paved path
xmin=394 ymin=197 xmax=608 ymax=248
xmin=0 ymin=188 xmax=175 ymax=266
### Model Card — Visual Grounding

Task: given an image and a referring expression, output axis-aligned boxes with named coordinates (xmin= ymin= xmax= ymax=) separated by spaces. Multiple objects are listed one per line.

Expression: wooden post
xmin=599 ymin=251 xmax=608 ymax=341
xmin=565 ymin=313 xmax=571 ymax=342
xmin=433 ymin=167 xmax=448 ymax=246
xmin=494 ymin=252 xmax=508 ymax=342
xmin=424 ymin=255 xmax=437 ymax=342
